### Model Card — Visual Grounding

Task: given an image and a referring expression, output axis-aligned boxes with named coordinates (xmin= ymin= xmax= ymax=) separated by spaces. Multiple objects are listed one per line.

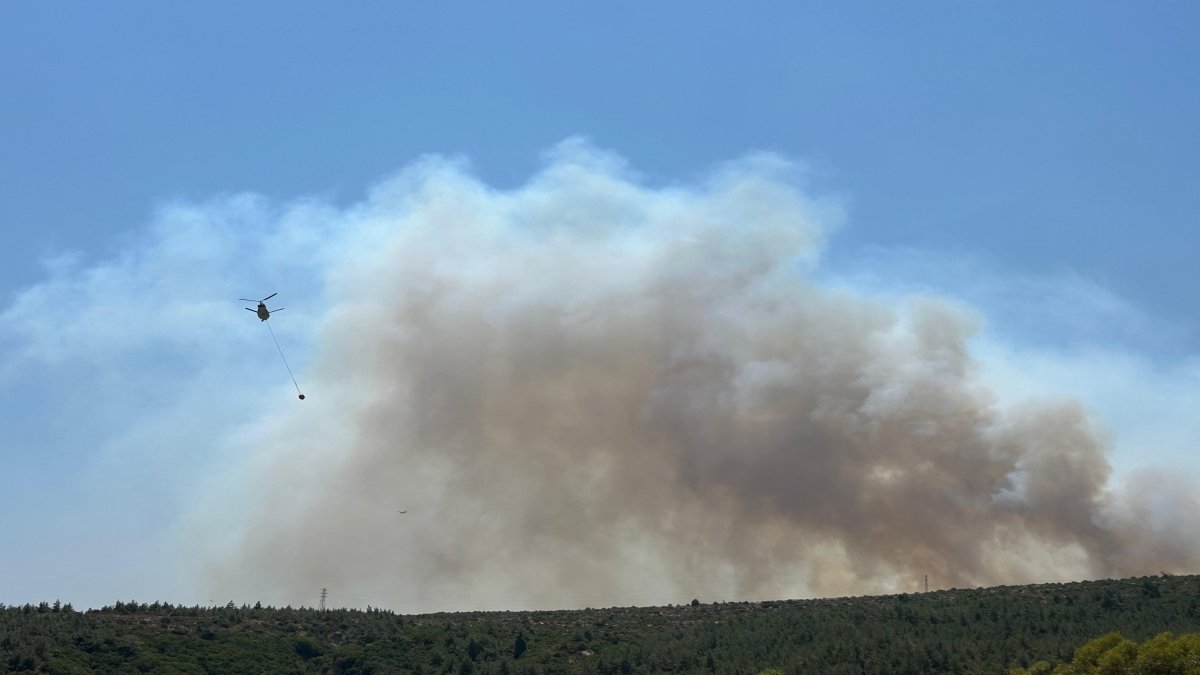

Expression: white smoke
xmin=3 ymin=140 xmax=1196 ymax=612
xmin=196 ymin=140 xmax=1200 ymax=611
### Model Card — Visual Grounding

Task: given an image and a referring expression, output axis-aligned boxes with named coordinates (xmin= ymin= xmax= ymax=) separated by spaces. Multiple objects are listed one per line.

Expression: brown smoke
xmin=205 ymin=143 xmax=1200 ymax=611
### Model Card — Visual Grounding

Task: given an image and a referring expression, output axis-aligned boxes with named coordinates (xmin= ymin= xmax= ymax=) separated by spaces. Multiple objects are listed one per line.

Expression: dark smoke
xmin=206 ymin=142 xmax=1200 ymax=611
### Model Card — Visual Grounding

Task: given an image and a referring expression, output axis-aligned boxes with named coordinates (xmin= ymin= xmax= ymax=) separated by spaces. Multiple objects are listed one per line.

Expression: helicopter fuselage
xmin=256 ymin=304 xmax=270 ymax=321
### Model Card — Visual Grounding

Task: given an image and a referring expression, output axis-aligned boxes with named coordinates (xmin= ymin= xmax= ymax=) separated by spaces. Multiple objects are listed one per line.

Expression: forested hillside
xmin=3 ymin=574 xmax=1199 ymax=674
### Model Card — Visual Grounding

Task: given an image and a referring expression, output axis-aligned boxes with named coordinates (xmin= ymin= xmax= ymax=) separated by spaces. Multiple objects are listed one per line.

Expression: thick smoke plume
xmin=207 ymin=142 xmax=1200 ymax=612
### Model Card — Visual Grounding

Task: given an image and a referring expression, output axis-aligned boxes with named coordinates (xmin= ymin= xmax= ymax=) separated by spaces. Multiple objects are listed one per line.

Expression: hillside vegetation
xmin=1009 ymin=630 xmax=1200 ymax=674
xmin=3 ymin=574 xmax=1199 ymax=674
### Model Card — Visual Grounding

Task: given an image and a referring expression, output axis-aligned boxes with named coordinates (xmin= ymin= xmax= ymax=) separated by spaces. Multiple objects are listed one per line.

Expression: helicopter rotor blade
xmin=271 ymin=307 xmax=284 ymax=313
xmin=238 ymin=298 xmax=256 ymax=302
xmin=262 ymin=292 xmax=278 ymax=302
xmin=245 ymin=307 xmax=256 ymax=312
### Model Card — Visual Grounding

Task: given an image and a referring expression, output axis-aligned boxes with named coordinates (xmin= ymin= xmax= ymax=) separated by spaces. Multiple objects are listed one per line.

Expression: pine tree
xmin=513 ymin=632 xmax=527 ymax=660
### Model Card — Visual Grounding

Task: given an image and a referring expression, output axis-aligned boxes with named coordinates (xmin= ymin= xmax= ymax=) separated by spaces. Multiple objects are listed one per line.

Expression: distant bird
xmin=397 ymin=510 xmax=407 ymax=514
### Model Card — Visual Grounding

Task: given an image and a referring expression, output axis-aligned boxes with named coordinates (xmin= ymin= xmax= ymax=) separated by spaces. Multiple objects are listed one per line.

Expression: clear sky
xmin=2 ymin=2 xmax=1198 ymax=611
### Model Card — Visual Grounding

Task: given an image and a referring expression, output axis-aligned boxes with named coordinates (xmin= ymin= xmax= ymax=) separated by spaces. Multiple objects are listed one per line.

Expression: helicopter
xmin=240 ymin=292 xmax=305 ymax=400
xmin=240 ymin=292 xmax=284 ymax=321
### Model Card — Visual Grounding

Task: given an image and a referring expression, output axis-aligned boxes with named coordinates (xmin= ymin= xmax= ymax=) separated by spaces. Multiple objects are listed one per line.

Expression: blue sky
xmin=5 ymin=1 xmax=1197 ymax=317
xmin=2 ymin=2 xmax=1199 ymax=611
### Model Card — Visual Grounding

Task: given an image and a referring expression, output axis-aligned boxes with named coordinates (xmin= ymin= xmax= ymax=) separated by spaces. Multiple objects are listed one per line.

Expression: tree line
xmin=2 ymin=574 xmax=1199 ymax=673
